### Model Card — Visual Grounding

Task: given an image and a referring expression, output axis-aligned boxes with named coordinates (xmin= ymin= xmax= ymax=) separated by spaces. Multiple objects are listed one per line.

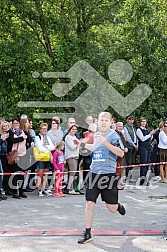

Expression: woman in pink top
xmin=53 ymin=141 xmax=65 ymax=197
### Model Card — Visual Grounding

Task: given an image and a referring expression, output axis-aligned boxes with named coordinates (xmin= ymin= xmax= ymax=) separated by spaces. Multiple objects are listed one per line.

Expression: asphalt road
xmin=0 ymin=168 xmax=167 ymax=252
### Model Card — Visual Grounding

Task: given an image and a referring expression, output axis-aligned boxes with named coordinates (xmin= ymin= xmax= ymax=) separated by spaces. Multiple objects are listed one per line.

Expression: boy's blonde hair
xmin=98 ymin=112 xmax=112 ymax=121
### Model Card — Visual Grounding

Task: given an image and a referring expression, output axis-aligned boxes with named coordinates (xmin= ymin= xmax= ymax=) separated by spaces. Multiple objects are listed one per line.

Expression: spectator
xmin=47 ymin=119 xmax=63 ymax=146
xmin=6 ymin=117 xmax=30 ymax=199
xmin=28 ymin=118 xmax=36 ymax=140
xmin=20 ymin=114 xmax=28 ymax=120
xmin=158 ymin=121 xmax=167 ymax=183
xmin=18 ymin=118 xmax=34 ymax=168
xmin=151 ymin=121 xmax=164 ymax=181
xmin=53 ymin=141 xmax=65 ymax=197
xmin=34 ymin=123 xmax=55 ymax=196
xmin=47 ymin=119 xmax=64 ymax=191
xmin=52 ymin=116 xmax=63 ymax=131
xmin=115 ymin=122 xmax=128 ymax=186
xmin=136 ymin=117 xmax=155 ymax=185
xmin=81 ymin=115 xmax=94 ymax=136
xmin=26 ymin=117 xmax=37 ymax=190
xmin=19 ymin=118 xmax=34 ymax=192
xmin=0 ymin=121 xmax=12 ymax=195
xmin=0 ymin=132 xmax=8 ymax=200
xmin=111 ymin=121 xmax=116 ymax=131
xmin=124 ymin=114 xmax=138 ymax=182
xmin=63 ymin=117 xmax=80 ymax=193
xmin=63 ymin=118 xmax=80 ymax=141
xmin=65 ymin=124 xmax=80 ymax=194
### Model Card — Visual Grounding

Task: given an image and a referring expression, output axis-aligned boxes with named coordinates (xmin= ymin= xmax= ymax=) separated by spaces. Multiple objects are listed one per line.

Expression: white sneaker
xmin=47 ymin=185 xmax=53 ymax=192
xmin=42 ymin=190 xmax=52 ymax=196
xmin=69 ymin=190 xmax=80 ymax=195
xmin=38 ymin=191 xmax=44 ymax=197
xmin=129 ymin=178 xmax=136 ymax=183
xmin=153 ymin=176 xmax=161 ymax=181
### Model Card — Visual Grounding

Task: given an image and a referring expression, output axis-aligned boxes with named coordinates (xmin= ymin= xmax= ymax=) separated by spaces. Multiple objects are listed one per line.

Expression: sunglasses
xmin=128 ymin=118 xmax=134 ymax=120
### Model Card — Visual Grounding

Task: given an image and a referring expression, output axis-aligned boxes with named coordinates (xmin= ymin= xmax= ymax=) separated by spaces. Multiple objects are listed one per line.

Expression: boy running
xmin=78 ymin=112 xmax=126 ymax=244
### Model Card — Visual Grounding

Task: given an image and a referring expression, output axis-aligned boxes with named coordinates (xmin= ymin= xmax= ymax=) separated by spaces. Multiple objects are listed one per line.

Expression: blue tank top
xmin=90 ymin=129 xmax=123 ymax=174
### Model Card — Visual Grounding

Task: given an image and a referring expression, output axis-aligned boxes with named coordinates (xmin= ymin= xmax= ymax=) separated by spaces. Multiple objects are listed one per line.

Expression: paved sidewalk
xmin=0 ymin=169 xmax=167 ymax=252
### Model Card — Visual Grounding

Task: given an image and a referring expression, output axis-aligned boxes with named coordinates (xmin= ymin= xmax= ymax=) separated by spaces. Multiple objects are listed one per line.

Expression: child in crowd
xmin=53 ymin=141 xmax=65 ymax=197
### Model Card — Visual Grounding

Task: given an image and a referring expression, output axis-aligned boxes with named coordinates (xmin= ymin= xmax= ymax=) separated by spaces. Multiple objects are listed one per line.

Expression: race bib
xmin=58 ymin=155 xmax=64 ymax=164
xmin=92 ymin=150 xmax=105 ymax=162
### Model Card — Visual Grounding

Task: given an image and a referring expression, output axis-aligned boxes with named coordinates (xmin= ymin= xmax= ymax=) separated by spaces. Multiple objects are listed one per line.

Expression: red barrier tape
xmin=120 ymin=161 xmax=167 ymax=169
xmin=0 ymin=161 xmax=166 ymax=175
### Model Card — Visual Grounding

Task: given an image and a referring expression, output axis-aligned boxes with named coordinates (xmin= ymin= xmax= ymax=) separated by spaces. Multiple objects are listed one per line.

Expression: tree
xmin=0 ymin=0 xmax=166 ymax=127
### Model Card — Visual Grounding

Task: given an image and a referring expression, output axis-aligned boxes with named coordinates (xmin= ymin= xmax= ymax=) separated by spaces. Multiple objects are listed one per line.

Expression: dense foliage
xmin=0 ymin=0 xmax=166 ymax=128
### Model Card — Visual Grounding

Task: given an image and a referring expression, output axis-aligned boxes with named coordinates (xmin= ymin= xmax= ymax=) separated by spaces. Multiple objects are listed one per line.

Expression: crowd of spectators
xmin=0 ymin=112 xmax=166 ymax=201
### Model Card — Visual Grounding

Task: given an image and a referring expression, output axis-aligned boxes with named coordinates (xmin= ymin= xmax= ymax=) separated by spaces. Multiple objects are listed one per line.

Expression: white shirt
xmin=35 ymin=135 xmax=55 ymax=153
xmin=65 ymin=135 xmax=79 ymax=160
xmin=158 ymin=130 xmax=167 ymax=149
xmin=136 ymin=127 xmax=151 ymax=142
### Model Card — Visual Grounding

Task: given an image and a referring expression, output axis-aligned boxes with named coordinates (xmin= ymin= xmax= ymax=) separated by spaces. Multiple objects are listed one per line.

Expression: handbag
xmin=6 ymin=144 xmax=19 ymax=165
xmin=33 ymin=147 xmax=50 ymax=162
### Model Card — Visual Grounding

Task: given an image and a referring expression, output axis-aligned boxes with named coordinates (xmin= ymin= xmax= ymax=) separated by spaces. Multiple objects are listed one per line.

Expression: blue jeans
xmin=0 ymin=160 xmax=3 ymax=190
xmin=138 ymin=147 xmax=150 ymax=184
